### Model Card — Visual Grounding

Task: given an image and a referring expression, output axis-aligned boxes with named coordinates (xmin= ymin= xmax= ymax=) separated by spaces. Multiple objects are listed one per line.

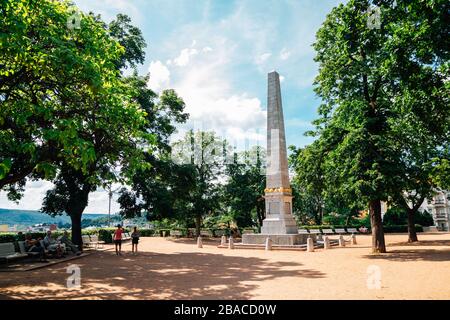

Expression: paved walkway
xmin=1 ymin=233 xmax=449 ymax=299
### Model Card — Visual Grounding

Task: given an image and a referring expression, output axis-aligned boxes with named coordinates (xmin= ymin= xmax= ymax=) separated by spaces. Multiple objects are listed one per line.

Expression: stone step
xmin=216 ymin=243 xmax=322 ymax=251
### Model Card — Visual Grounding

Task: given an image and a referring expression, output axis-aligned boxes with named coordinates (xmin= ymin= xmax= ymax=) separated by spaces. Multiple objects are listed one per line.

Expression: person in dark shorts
xmin=24 ymin=234 xmax=47 ymax=261
xmin=113 ymin=225 xmax=123 ymax=256
xmin=131 ymin=227 xmax=140 ymax=254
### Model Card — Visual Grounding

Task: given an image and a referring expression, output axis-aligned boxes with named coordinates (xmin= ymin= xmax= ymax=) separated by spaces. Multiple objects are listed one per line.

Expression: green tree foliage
xmin=383 ymin=207 xmax=434 ymax=227
xmin=118 ymin=130 xmax=227 ymax=237
xmin=308 ymin=0 xmax=448 ymax=252
xmin=169 ymin=130 xmax=225 ymax=236
xmin=39 ymin=8 xmax=158 ymax=247
xmin=0 ymin=0 xmax=127 ymax=197
xmin=223 ymin=146 xmax=266 ymax=229
xmin=290 ymin=144 xmax=325 ymax=225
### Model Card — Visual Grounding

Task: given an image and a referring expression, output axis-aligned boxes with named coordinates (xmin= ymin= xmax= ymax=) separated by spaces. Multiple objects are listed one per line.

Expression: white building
xmin=426 ymin=190 xmax=450 ymax=231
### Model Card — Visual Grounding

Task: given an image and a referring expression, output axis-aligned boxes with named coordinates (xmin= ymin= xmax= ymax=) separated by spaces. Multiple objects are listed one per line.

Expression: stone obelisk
xmin=242 ymin=71 xmax=305 ymax=246
xmin=261 ymin=71 xmax=298 ymax=235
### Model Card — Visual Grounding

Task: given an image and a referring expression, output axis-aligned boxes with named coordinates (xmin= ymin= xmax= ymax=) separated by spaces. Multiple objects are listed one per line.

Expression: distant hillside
xmin=0 ymin=208 xmax=106 ymax=227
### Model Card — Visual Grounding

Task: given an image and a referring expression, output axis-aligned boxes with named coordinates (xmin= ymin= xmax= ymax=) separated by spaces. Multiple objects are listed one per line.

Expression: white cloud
xmin=202 ymin=46 xmax=213 ymax=53
xmin=173 ymin=48 xmax=199 ymax=67
xmin=280 ymin=75 xmax=285 ymax=83
xmin=255 ymin=52 xmax=272 ymax=65
xmin=147 ymin=60 xmax=170 ymax=92
xmin=280 ymin=47 xmax=291 ymax=60
xmin=171 ymin=52 xmax=266 ymax=145
xmin=0 ymin=180 xmax=121 ymax=214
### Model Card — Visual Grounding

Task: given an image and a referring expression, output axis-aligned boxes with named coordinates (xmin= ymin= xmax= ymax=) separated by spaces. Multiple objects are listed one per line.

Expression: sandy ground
xmin=0 ymin=233 xmax=449 ymax=300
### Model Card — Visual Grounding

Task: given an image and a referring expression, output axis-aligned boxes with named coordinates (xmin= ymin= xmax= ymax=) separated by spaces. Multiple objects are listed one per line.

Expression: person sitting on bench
xmin=58 ymin=231 xmax=81 ymax=256
xmin=24 ymin=234 xmax=46 ymax=261
xmin=43 ymin=231 xmax=64 ymax=258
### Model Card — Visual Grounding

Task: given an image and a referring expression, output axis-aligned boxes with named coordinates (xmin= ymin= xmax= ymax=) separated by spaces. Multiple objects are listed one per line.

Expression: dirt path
xmin=1 ymin=233 xmax=449 ymax=299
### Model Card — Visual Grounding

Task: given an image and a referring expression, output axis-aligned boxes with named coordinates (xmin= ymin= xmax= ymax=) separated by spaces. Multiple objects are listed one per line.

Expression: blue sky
xmin=0 ymin=0 xmax=345 ymax=213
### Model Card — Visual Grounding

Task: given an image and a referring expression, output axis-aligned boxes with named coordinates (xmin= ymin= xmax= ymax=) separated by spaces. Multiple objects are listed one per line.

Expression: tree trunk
xmin=195 ymin=214 xmax=201 ymax=237
xmin=407 ymin=208 xmax=418 ymax=243
xmin=345 ymin=214 xmax=351 ymax=226
xmin=369 ymin=199 xmax=386 ymax=253
xmin=70 ymin=212 xmax=83 ymax=251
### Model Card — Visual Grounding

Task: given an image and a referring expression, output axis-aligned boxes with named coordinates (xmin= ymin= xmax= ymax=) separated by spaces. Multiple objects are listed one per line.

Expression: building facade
xmin=426 ymin=190 xmax=450 ymax=231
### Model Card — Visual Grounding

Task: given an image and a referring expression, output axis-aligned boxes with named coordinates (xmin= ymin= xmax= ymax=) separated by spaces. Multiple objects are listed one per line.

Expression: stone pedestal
xmin=242 ymin=233 xmax=311 ymax=245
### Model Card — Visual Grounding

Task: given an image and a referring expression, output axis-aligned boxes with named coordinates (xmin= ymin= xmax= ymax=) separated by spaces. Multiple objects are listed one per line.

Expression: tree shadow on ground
xmin=0 ymin=250 xmax=325 ymax=300
xmin=362 ymin=248 xmax=450 ymax=262
xmin=166 ymin=237 xmax=222 ymax=245
xmin=389 ymin=240 xmax=450 ymax=247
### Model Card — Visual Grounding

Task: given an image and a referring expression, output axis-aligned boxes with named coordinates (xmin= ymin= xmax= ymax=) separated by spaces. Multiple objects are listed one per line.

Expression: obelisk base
xmin=260 ymin=215 xmax=298 ymax=234
xmin=242 ymin=234 xmax=311 ymax=245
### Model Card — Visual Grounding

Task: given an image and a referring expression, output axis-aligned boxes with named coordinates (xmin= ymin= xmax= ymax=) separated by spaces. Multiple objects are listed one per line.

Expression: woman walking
xmin=113 ymin=224 xmax=123 ymax=255
xmin=131 ymin=226 xmax=140 ymax=254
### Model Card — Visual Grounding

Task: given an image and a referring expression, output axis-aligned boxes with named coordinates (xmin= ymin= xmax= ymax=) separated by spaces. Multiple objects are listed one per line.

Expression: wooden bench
xmin=347 ymin=228 xmax=358 ymax=234
xmin=0 ymin=242 xmax=27 ymax=262
xmin=200 ymin=230 xmax=213 ymax=237
xmin=111 ymin=232 xmax=131 ymax=242
xmin=298 ymin=229 xmax=309 ymax=234
xmin=308 ymin=229 xmax=322 ymax=235
xmin=88 ymin=235 xmax=103 ymax=249
xmin=82 ymin=235 xmax=94 ymax=248
xmin=214 ymin=229 xmax=226 ymax=237
xmin=170 ymin=230 xmax=183 ymax=237
xmin=17 ymin=241 xmax=40 ymax=258
xmin=322 ymin=228 xmax=335 ymax=235
xmin=334 ymin=228 xmax=347 ymax=234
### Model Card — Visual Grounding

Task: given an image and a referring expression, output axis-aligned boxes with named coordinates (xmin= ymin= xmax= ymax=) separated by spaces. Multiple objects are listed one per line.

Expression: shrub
xmin=138 ymin=229 xmax=156 ymax=237
xmin=157 ymin=229 xmax=171 ymax=237
xmin=0 ymin=233 xmax=18 ymax=244
xmin=213 ymin=228 xmax=231 ymax=237
xmin=98 ymin=228 xmax=115 ymax=243
xmin=383 ymin=224 xmax=423 ymax=233
xmin=415 ymin=211 xmax=434 ymax=227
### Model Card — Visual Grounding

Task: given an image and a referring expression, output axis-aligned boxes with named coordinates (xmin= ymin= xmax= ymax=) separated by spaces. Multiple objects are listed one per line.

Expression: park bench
xmin=0 ymin=242 xmax=27 ymax=263
xmin=347 ymin=228 xmax=358 ymax=234
xmin=170 ymin=230 xmax=183 ymax=237
xmin=308 ymin=229 xmax=322 ymax=235
xmin=200 ymin=230 xmax=213 ymax=237
xmin=89 ymin=235 xmax=103 ymax=249
xmin=82 ymin=235 xmax=94 ymax=248
xmin=298 ymin=229 xmax=309 ymax=234
xmin=214 ymin=229 xmax=226 ymax=237
xmin=322 ymin=229 xmax=335 ymax=236
xmin=111 ymin=232 xmax=131 ymax=241
xmin=17 ymin=241 xmax=40 ymax=258
xmin=334 ymin=228 xmax=347 ymax=234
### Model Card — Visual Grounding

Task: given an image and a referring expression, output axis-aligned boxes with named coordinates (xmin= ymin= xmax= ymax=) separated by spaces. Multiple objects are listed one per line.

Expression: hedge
xmin=98 ymin=228 xmax=158 ymax=243
xmin=383 ymin=224 xmax=423 ymax=233
xmin=0 ymin=233 xmax=18 ymax=244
